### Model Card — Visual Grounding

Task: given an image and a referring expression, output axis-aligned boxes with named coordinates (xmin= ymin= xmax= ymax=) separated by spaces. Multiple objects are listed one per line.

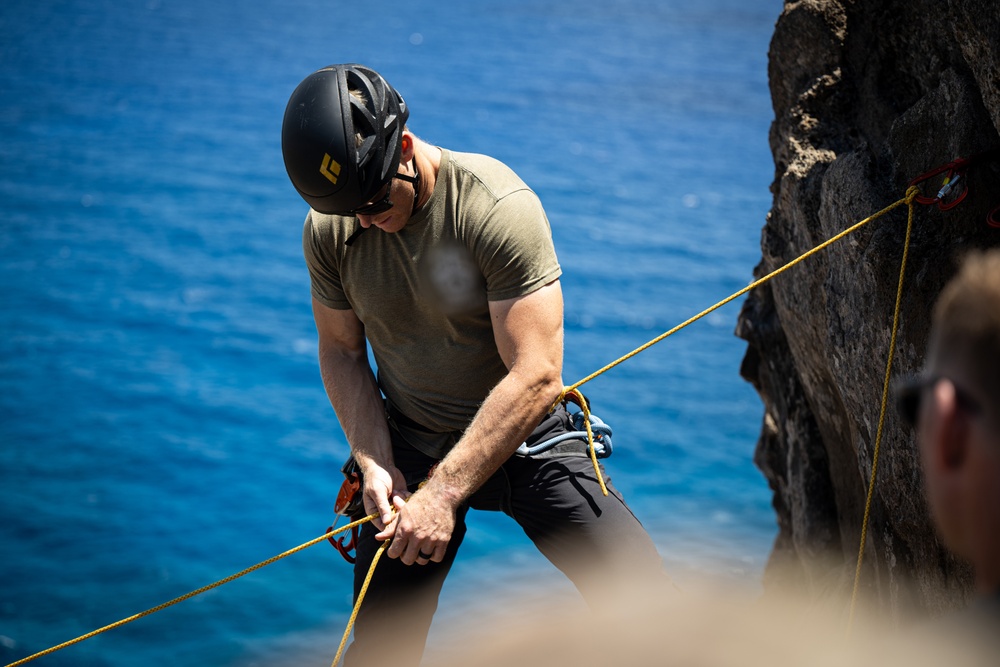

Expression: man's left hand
xmin=378 ymin=488 xmax=456 ymax=565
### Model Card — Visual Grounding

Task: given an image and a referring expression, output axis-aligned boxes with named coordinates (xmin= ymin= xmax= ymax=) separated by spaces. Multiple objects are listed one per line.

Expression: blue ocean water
xmin=0 ymin=0 xmax=781 ymax=664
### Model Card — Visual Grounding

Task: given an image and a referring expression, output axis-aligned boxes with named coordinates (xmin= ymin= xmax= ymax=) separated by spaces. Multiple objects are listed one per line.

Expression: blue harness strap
xmin=516 ymin=409 xmax=613 ymax=458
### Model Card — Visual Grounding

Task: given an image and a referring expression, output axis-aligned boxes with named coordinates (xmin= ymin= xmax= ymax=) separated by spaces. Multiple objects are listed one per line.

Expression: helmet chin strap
xmin=394 ymin=158 xmax=421 ymax=214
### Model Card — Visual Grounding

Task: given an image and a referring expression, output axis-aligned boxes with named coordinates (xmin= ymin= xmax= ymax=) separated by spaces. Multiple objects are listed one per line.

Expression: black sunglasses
xmin=894 ymin=375 xmax=983 ymax=428
xmin=350 ymin=178 xmax=397 ymax=216
xmin=342 ymin=169 xmax=421 ymax=218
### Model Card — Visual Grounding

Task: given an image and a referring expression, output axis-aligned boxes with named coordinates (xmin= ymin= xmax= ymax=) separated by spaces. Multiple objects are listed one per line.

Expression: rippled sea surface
xmin=1 ymin=1 xmax=781 ymax=664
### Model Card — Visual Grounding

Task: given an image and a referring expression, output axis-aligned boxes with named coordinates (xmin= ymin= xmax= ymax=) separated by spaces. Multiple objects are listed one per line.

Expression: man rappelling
xmin=281 ymin=64 xmax=669 ymax=665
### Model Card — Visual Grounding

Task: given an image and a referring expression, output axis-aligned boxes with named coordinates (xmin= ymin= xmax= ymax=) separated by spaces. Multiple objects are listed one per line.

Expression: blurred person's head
xmin=898 ymin=249 xmax=1000 ymax=595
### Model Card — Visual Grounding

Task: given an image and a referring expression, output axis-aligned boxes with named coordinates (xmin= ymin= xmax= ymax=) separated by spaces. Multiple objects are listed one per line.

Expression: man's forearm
xmin=421 ymin=366 xmax=563 ymax=507
xmin=318 ymin=342 xmax=394 ymax=474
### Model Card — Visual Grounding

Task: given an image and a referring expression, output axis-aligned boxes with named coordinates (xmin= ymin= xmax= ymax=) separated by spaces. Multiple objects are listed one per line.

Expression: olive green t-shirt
xmin=303 ymin=148 xmax=562 ymax=443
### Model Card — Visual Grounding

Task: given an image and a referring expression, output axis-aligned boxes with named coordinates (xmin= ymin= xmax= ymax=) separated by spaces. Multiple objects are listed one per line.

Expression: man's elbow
xmin=317 ymin=337 xmax=367 ymax=370
xmin=516 ymin=361 xmax=563 ymax=403
xmin=541 ymin=375 xmax=565 ymax=405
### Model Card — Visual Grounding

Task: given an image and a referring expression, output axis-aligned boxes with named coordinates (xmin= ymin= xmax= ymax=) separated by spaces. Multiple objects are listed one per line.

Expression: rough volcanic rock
xmin=737 ymin=0 xmax=1000 ymax=619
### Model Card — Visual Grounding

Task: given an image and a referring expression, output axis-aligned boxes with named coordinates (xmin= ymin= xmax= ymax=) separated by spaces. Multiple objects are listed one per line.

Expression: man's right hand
xmin=360 ymin=463 xmax=409 ymax=532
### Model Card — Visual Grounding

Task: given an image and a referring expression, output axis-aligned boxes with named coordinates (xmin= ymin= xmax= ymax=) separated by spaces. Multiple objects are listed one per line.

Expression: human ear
xmin=401 ymin=132 xmax=414 ymax=160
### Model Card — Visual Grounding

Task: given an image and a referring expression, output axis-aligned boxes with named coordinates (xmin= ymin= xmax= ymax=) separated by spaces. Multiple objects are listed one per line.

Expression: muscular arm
xmin=384 ymin=279 xmax=565 ymax=563
xmin=312 ymin=297 xmax=406 ymax=528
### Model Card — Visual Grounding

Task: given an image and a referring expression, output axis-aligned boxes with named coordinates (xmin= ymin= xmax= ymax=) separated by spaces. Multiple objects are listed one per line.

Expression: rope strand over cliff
xmin=556 ymin=191 xmax=918 ymax=397
xmin=847 ymin=187 xmax=918 ymax=636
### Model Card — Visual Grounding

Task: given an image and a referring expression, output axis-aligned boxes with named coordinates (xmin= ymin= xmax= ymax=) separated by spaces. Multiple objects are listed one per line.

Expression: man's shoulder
xmin=304 ymin=208 xmax=354 ymax=243
xmin=302 ymin=208 xmax=358 ymax=272
xmin=444 ymin=149 xmax=533 ymax=201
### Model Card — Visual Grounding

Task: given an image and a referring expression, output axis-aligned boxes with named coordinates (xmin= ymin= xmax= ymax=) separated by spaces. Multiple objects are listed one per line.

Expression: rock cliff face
xmin=737 ymin=0 xmax=1000 ymax=617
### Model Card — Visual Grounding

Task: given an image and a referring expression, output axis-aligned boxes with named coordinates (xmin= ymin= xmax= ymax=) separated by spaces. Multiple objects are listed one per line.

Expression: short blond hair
xmin=349 ymin=87 xmax=367 ymax=149
xmin=930 ymin=249 xmax=1000 ymax=413
xmin=350 ymin=86 xmax=410 ymax=150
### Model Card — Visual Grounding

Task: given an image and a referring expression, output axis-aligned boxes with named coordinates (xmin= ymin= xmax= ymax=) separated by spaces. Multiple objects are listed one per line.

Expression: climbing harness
xmin=548 ymin=388 xmax=610 ymax=495
xmin=517 ymin=393 xmax=613 ymax=459
xmin=12 ymin=152 xmax=999 ymax=667
xmin=516 ymin=410 xmax=613 ymax=458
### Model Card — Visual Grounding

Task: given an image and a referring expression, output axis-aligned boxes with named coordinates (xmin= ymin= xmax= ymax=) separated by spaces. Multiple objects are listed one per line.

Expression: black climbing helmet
xmin=281 ymin=64 xmax=409 ymax=215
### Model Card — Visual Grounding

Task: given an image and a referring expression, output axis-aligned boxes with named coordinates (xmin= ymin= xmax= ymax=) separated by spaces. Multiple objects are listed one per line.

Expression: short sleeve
xmin=473 ymin=189 xmax=562 ymax=301
xmin=302 ymin=210 xmax=352 ymax=310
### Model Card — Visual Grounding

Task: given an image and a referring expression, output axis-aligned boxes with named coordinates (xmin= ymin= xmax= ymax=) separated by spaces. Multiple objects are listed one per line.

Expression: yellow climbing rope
xmin=331 ymin=538 xmax=389 ymax=667
xmin=559 ymin=192 xmax=915 ymax=397
xmin=545 ymin=390 xmax=607 ymax=495
xmin=846 ymin=187 xmax=918 ymax=635
xmin=553 ymin=188 xmax=917 ymax=508
xmin=10 ymin=187 xmax=923 ymax=667
xmin=4 ymin=514 xmax=377 ymax=667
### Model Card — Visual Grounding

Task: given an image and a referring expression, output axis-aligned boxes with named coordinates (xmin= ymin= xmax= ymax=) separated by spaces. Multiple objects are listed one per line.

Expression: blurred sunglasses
xmin=894 ymin=375 xmax=982 ymax=428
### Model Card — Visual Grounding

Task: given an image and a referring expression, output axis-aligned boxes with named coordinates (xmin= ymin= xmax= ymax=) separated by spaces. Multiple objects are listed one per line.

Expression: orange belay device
xmin=326 ymin=458 xmax=363 ymax=563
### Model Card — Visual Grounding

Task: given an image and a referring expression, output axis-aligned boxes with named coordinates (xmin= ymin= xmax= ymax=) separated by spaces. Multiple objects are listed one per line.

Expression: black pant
xmin=343 ymin=411 xmax=668 ymax=667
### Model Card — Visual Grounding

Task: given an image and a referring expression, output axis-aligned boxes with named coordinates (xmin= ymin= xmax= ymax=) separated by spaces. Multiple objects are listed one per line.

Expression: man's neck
xmin=411 ymin=140 xmax=442 ymax=211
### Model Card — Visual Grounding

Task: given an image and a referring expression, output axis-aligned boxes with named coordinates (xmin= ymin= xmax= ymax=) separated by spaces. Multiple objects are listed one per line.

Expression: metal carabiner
xmin=326 ymin=524 xmax=359 ymax=564
xmin=908 ymin=157 xmax=971 ymax=210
